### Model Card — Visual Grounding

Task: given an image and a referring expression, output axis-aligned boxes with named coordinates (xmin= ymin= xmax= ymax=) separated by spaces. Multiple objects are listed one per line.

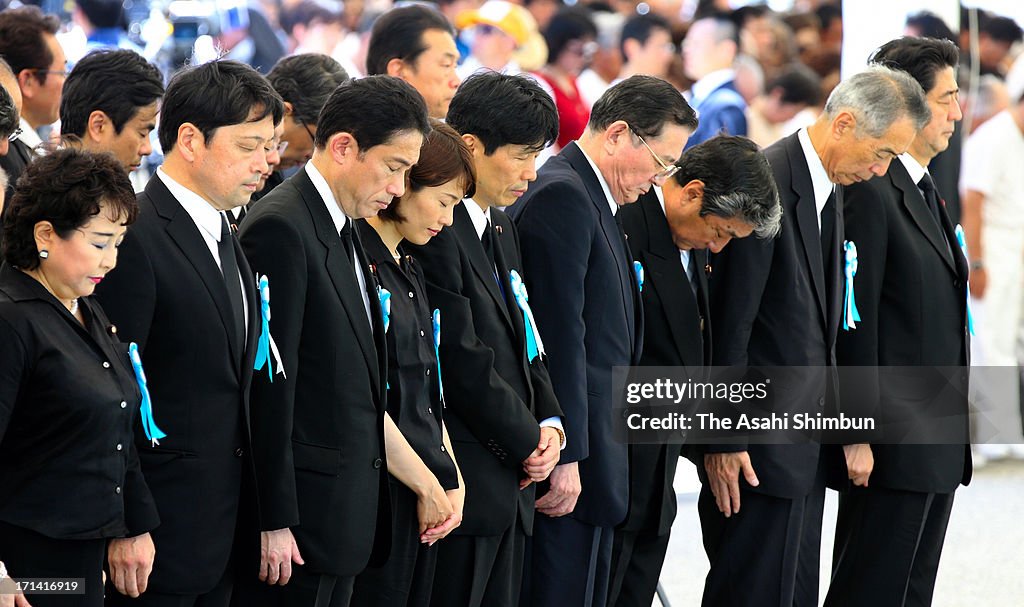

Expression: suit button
xmin=115 ymin=486 xmax=121 ymax=494
xmin=420 ymin=330 xmax=425 ymax=337
xmin=426 ymin=368 xmax=431 ymax=376
xmin=235 ymin=448 xmax=244 ymax=457
xmin=440 ymin=445 xmax=446 ymax=453
xmin=427 ymin=407 xmax=433 ymax=414
xmin=120 ymin=401 xmax=127 ymax=409
xmin=116 ymin=444 xmax=123 ymax=451
xmin=103 ymin=361 xmax=111 ymax=369
xmin=622 ymin=410 xmax=629 ymax=418
xmin=408 ymin=292 xmax=415 ymax=298
xmin=372 ymin=458 xmax=382 ymax=469
xmin=818 ymin=397 xmax=825 ymax=407
xmin=109 ymin=325 xmax=118 ymax=335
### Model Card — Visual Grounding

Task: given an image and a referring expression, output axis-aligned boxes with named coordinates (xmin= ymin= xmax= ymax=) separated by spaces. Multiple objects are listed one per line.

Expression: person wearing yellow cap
xmin=455 ymin=0 xmax=546 ymax=80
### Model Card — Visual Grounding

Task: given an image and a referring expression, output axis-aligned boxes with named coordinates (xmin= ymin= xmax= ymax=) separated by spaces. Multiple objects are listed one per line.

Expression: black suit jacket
xmin=238 ymin=167 xmax=390 ymax=576
xmin=618 ymin=190 xmax=710 ymax=535
xmin=94 ymin=175 xmax=259 ymax=594
xmin=405 ymin=202 xmax=562 ymax=537
xmin=0 ymin=138 xmax=33 ymax=204
xmin=507 ymin=142 xmax=644 ymax=528
xmin=707 ymin=132 xmax=845 ymax=499
xmin=837 ymin=160 xmax=971 ymax=494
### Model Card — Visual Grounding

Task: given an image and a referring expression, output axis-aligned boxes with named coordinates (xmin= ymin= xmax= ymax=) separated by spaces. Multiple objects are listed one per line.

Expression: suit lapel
xmin=890 ymin=162 xmax=957 ymax=274
xmin=452 ymin=204 xmax=515 ymax=331
xmin=149 ymin=177 xmax=244 ymax=371
xmin=784 ymin=135 xmax=829 ymax=326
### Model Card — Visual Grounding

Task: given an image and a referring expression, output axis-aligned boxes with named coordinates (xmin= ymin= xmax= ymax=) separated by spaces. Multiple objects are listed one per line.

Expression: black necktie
xmin=917 ymin=174 xmax=946 ymax=233
xmin=481 ymin=220 xmax=504 ymax=294
xmin=339 ymin=220 xmax=355 ymax=267
xmin=820 ymin=188 xmax=836 ymax=268
xmin=218 ymin=212 xmax=245 ymax=356
xmin=341 ymin=220 xmax=374 ymax=330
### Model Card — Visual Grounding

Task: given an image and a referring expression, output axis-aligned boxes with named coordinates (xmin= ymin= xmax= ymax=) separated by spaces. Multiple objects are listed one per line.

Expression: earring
xmin=39 ymin=250 xmax=49 ymax=259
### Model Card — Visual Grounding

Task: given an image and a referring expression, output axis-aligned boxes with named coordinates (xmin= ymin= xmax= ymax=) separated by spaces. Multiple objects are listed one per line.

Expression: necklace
xmin=69 ymin=299 xmax=79 ymax=315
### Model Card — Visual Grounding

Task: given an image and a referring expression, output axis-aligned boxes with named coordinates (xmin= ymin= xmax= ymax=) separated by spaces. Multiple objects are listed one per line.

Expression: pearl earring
xmin=39 ymin=250 xmax=49 ymax=259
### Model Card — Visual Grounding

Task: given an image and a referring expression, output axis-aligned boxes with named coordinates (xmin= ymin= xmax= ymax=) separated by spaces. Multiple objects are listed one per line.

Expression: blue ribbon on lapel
xmin=954 ymin=225 xmax=975 ymax=335
xmin=509 ymin=269 xmax=546 ymax=362
xmin=379 ymin=286 xmax=391 ymax=390
xmin=128 ymin=342 xmax=167 ymax=446
xmin=633 ymin=261 xmax=645 ymax=293
xmin=842 ymin=241 xmax=862 ymax=331
xmin=254 ymin=275 xmax=286 ymax=381
xmin=432 ymin=309 xmax=444 ymax=405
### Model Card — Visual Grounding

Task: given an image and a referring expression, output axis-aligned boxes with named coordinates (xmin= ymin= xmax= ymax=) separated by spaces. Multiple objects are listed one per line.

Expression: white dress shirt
xmin=654 ymin=186 xmax=695 ymax=289
xmin=579 ymin=146 xmax=619 ymax=215
xmin=15 ymin=117 xmax=44 ymax=151
xmin=797 ymin=127 xmax=834 ymax=232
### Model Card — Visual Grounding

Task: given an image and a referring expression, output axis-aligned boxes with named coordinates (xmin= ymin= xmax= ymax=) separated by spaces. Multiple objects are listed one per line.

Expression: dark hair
xmin=673 ymin=135 xmax=781 ymax=238
xmin=75 ymin=0 xmax=126 ymax=30
xmin=815 ymin=4 xmax=842 ymax=29
xmin=367 ymin=5 xmax=455 ymax=76
xmin=158 ymin=60 xmax=284 ymax=153
xmin=3 ymin=149 xmax=138 ymax=270
xmin=589 ymin=75 xmax=698 ymax=138
xmin=279 ymin=0 xmax=342 ymax=36
xmin=981 ymin=16 xmax=1023 ymax=44
xmin=315 ymin=75 xmax=430 ymax=151
xmin=446 ymin=72 xmax=558 ymax=154
xmin=619 ymin=13 xmax=671 ymax=61
xmin=905 ymin=11 xmax=956 ymax=43
xmin=267 ymin=54 xmax=349 ymax=126
xmin=543 ymin=7 xmax=597 ymax=66
xmin=380 ymin=120 xmax=476 ymax=221
xmin=870 ymin=37 xmax=959 ymax=95
xmin=0 ymin=85 xmax=17 ymax=140
xmin=766 ymin=64 xmax=821 ymax=106
xmin=733 ymin=5 xmax=772 ymax=27
xmin=60 ymin=50 xmax=164 ymax=138
xmin=0 ymin=6 xmax=61 ymax=86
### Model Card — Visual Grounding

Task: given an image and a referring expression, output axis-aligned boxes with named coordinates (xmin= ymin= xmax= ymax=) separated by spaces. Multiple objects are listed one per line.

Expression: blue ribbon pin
xmin=128 ymin=342 xmax=167 ymax=446
xmin=954 ymin=225 xmax=975 ymax=335
xmin=633 ymin=261 xmax=645 ymax=293
xmin=378 ymin=286 xmax=392 ymax=334
xmin=509 ymin=269 xmax=546 ymax=362
xmin=432 ymin=309 xmax=444 ymax=405
xmin=842 ymin=241 xmax=862 ymax=331
xmin=254 ymin=275 xmax=286 ymax=381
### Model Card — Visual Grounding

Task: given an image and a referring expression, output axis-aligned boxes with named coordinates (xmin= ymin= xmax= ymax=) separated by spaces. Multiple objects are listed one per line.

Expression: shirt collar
xmin=462 ymin=197 xmax=492 ymax=239
xmin=306 ymin=160 xmax=350 ymax=234
xmin=16 ymin=117 xmax=43 ymax=150
xmin=692 ymin=69 xmax=735 ymax=104
xmin=578 ymin=145 xmax=619 ymax=216
xmin=156 ymin=168 xmax=223 ymax=243
xmin=898 ymin=153 xmax=928 ymax=186
xmin=797 ymin=127 xmax=834 ymax=209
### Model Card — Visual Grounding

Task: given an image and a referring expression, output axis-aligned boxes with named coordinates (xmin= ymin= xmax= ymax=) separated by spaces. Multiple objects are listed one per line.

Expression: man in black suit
xmin=506 ymin=75 xmax=696 ymax=607
xmin=95 ymin=61 xmax=283 ymax=606
xmin=403 ymin=72 xmax=565 ymax=607
xmin=703 ymin=65 xmax=930 ymax=607
xmin=237 ymin=76 xmax=431 ymax=607
xmin=824 ymin=38 xmax=972 ymax=607
xmin=610 ymin=136 xmax=782 ymax=607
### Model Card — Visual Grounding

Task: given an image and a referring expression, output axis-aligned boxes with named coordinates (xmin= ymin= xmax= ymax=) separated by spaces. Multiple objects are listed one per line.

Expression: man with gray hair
xmin=701 ymin=64 xmax=929 ymax=606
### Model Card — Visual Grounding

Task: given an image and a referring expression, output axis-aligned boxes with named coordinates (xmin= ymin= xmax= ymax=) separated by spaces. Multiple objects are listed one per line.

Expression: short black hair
xmin=60 ymin=50 xmax=164 ymax=139
xmin=673 ymin=135 xmax=781 ymax=239
xmin=980 ymin=15 xmax=1023 ymax=44
xmin=766 ymin=64 xmax=821 ymax=106
xmin=870 ymin=37 xmax=959 ymax=95
xmin=279 ymin=0 xmax=342 ymax=36
xmin=267 ymin=53 xmax=349 ymax=126
xmin=815 ymin=3 xmax=842 ymax=29
xmin=589 ymin=75 xmax=698 ymax=138
xmin=3 ymin=149 xmax=138 ymax=270
xmin=905 ymin=11 xmax=957 ymax=43
xmin=445 ymin=72 xmax=558 ymax=154
xmin=0 ymin=6 xmax=61 ymax=86
xmin=619 ymin=13 xmax=671 ymax=61
xmin=366 ymin=5 xmax=455 ymax=76
xmin=75 ymin=0 xmax=126 ymax=30
xmin=315 ymin=75 xmax=430 ymax=151
xmin=543 ymin=7 xmax=597 ymax=66
xmin=0 ymin=85 xmax=17 ymax=140
xmin=158 ymin=60 xmax=284 ymax=153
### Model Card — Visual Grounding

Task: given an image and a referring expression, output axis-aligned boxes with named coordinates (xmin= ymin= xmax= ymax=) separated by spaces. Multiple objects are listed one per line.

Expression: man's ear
xmin=831 ymin=110 xmax=856 ymax=140
xmin=327 ymin=131 xmax=357 ymax=165
xmin=86 ymin=110 xmax=111 ymax=143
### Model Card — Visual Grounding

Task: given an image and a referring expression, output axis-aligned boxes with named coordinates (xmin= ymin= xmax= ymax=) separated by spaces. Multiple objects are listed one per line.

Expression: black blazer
xmin=404 ymin=202 xmax=562 ymax=537
xmin=506 ymin=142 xmax=644 ymax=528
xmin=618 ymin=190 xmax=710 ymax=535
xmin=94 ymin=175 xmax=260 ymax=594
xmin=837 ymin=160 xmax=971 ymax=494
xmin=238 ymin=167 xmax=390 ymax=576
xmin=0 ymin=265 xmax=158 ymax=540
xmin=0 ymin=138 xmax=33 ymax=204
xmin=707 ymin=132 xmax=845 ymax=499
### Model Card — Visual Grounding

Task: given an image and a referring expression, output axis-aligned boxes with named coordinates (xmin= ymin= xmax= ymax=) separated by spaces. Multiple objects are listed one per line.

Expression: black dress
xmin=351 ymin=221 xmax=459 ymax=607
xmin=0 ymin=263 xmax=159 ymax=607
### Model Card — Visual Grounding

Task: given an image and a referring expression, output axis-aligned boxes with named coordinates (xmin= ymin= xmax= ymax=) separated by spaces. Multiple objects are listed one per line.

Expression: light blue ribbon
xmin=954 ymin=225 xmax=976 ymax=335
xmin=253 ymin=275 xmax=286 ymax=381
xmin=842 ymin=241 xmax=862 ymax=331
xmin=432 ymin=309 xmax=444 ymax=405
xmin=633 ymin=261 xmax=645 ymax=293
xmin=378 ymin=286 xmax=392 ymax=334
xmin=128 ymin=342 xmax=167 ymax=446
xmin=509 ymin=269 xmax=546 ymax=362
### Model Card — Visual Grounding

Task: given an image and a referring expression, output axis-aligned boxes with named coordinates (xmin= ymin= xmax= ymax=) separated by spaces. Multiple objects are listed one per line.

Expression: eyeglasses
xmin=33 ymin=68 xmax=70 ymax=78
xmin=630 ymin=127 xmax=680 ymax=184
xmin=276 ymin=140 xmax=289 ymax=156
xmin=300 ymin=121 xmax=316 ymax=147
xmin=7 ymin=126 xmax=22 ymax=142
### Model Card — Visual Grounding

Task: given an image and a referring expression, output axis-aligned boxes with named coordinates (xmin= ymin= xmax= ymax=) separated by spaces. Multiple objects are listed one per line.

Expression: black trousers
xmin=429 ymin=511 xmax=525 ymax=607
xmin=528 ymin=515 xmax=615 ymax=607
xmin=824 ymin=486 xmax=955 ymax=607
xmin=351 ymin=483 xmax=438 ymax=607
xmin=0 ymin=521 xmax=106 ymax=607
xmin=607 ymin=528 xmax=671 ymax=607
xmin=105 ymin=561 xmax=232 ymax=607
xmin=697 ymin=463 xmax=826 ymax=607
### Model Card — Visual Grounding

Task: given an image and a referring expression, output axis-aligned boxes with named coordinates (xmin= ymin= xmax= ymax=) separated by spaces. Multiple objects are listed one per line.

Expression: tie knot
xmin=918 ymin=173 xmax=935 ymax=193
xmin=220 ymin=212 xmax=232 ymax=238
